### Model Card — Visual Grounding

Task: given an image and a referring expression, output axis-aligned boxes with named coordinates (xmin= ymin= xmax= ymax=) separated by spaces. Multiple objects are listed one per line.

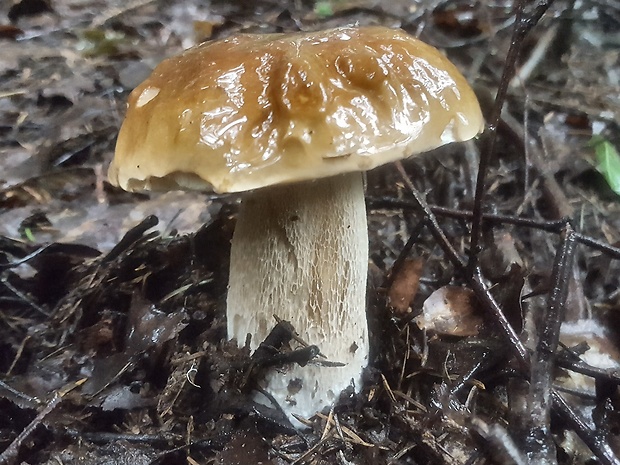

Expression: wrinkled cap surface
xmin=109 ymin=26 xmax=484 ymax=193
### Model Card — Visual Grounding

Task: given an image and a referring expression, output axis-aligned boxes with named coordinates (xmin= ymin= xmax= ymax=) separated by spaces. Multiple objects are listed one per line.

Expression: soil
xmin=1 ymin=0 xmax=620 ymax=464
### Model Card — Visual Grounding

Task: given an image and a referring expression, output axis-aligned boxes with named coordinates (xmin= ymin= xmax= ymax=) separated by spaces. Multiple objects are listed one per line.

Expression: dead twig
xmin=367 ymin=197 xmax=620 ymax=260
xmin=0 ymin=379 xmax=85 ymax=465
xmin=394 ymin=161 xmax=466 ymax=270
xmin=367 ymin=196 xmax=569 ymax=233
xmin=90 ymin=0 xmax=157 ymax=28
xmin=525 ymin=224 xmax=576 ymax=464
xmin=392 ymin=165 xmax=619 ymax=464
xmin=469 ymin=0 xmax=555 ymax=275
xmin=101 ymin=214 xmax=159 ymax=264
xmin=0 ymin=394 xmax=61 ymax=465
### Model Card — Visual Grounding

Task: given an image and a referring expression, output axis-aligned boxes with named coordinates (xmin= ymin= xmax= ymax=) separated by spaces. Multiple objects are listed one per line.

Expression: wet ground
xmin=1 ymin=0 xmax=620 ymax=464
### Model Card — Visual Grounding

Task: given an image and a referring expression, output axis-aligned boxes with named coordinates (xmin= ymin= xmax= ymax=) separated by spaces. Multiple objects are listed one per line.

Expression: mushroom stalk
xmin=227 ymin=172 xmax=369 ymax=424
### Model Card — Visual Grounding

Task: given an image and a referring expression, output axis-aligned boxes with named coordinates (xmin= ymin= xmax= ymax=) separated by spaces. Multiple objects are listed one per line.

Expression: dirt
xmin=1 ymin=0 xmax=620 ymax=464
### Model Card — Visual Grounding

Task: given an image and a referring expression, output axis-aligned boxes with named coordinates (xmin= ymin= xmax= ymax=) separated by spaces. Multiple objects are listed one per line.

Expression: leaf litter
xmin=1 ymin=0 xmax=620 ymax=464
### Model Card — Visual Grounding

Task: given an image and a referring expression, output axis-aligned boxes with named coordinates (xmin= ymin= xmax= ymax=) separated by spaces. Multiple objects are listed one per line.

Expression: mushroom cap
xmin=109 ymin=26 xmax=484 ymax=194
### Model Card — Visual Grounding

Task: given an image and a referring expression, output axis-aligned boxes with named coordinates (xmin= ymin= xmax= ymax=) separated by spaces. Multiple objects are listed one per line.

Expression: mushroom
xmin=108 ymin=26 xmax=484 ymax=425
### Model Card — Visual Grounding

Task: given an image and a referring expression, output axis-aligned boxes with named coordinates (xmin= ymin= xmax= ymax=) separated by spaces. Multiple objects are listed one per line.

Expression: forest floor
xmin=1 ymin=0 xmax=620 ymax=464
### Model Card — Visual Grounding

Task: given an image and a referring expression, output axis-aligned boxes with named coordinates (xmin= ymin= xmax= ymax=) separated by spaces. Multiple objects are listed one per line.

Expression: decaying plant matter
xmin=1 ymin=0 xmax=620 ymax=464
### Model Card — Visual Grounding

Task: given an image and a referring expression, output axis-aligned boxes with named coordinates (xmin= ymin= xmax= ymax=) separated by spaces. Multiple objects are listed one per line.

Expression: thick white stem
xmin=227 ymin=172 xmax=369 ymax=425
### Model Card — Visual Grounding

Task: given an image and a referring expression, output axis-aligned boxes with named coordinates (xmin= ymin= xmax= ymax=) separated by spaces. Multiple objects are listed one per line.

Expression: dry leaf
xmin=388 ymin=258 xmax=425 ymax=315
xmin=416 ymin=286 xmax=482 ymax=337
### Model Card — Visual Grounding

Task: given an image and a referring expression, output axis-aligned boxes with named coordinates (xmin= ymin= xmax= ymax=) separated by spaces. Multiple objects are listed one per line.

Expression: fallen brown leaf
xmin=388 ymin=257 xmax=425 ymax=315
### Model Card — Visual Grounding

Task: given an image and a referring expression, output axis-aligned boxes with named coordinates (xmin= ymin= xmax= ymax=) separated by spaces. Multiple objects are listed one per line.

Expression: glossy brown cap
xmin=109 ymin=26 xmax=484 ymax=193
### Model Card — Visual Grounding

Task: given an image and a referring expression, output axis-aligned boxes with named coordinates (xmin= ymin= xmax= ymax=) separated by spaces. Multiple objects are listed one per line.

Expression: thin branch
xmin=552 ymin=391 xmax=620 ymax=465
xmin=0 ymin=394 xmax=61 ymax=465
xmin=468 ymin=269 xmax=530 ymax=365
xmin=557 ymin=354 xmax=620 ymax=385
xmin=468 ymin=0 xmax=555 ymax=276
xmin=384 ymin=219 xmax=427 ymax=288
xmin=367 ymin=196 xmax=569 ymax=233
xmin=394 ymin=161 xmax=466 ymax=270
xmin=525 ymin=224 xmax=577 ymax=464
xmin=574 ymin=232 xmax=620 ymax=260
xmin=367 ymin=196 xmax=620 ymax=260
xmin=101 ymin=214 xmax=159 ymax=264
xmin=379 ymin=185 xmax=619 ymax=464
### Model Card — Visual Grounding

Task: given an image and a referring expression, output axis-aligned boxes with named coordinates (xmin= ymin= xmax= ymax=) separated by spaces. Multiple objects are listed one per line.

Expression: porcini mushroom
xmin=108 ymin=26 xmax=484 ymax=425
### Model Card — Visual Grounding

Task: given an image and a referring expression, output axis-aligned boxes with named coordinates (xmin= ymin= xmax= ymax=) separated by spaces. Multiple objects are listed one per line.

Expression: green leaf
xmin=23 ymin=227 xmax=36 ymax=242
xmin=314 ymin=1 xmax=334 ymax=17
xmin=590 ymin=137 xmax=620 ymax=196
